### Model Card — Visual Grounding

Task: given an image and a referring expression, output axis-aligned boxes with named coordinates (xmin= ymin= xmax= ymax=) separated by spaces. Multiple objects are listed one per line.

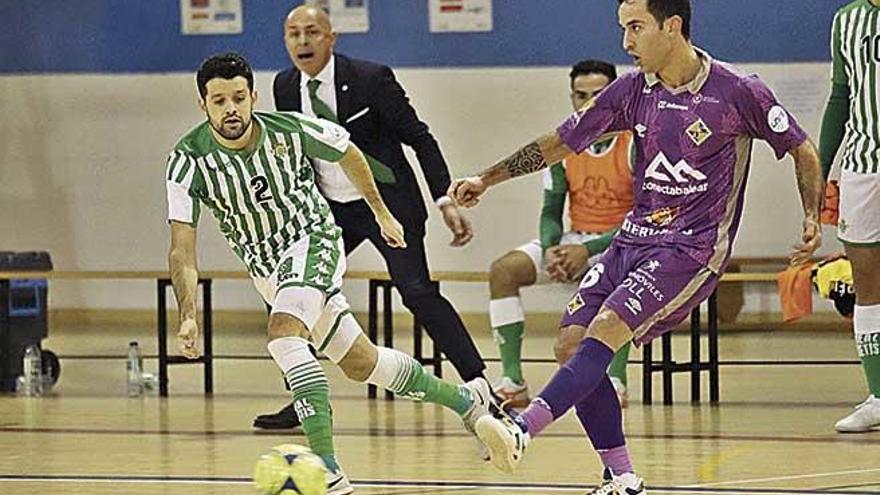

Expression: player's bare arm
xmin=789 ymin=138 xmax=824 ymax=265
xmin=337 ymin=143 xmax=406 ymax=248
xmin=449 ymin=131 xmax=573 ymax=208
xmin=168 ymin=221 xmax=201 ymax=359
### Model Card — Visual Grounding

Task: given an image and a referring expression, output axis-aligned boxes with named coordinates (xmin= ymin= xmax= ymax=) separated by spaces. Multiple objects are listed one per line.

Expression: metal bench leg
xmin=690 ymin=304 xmax=701 ymax=403
xmin=367 ymin=280 xmax=378 ymax=399
xmin=642 ymin=341 xmax=653 ymax=405
xmin=709 ymin=291 xmax=720 ymax=403
xmin=382 ymin=281 xmax=394 ymax=401
xmin=157 ymin=279 xmax=169 ymax=397
xmin=202 ymin=279 xmax=213 ymax=396
xmin=662 ymin=332 xmax=673 ymax=405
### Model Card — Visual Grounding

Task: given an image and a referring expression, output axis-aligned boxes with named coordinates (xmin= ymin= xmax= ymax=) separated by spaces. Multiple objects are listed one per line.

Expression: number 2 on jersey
xmin=250 ymin=176 xmax=274 ymax=203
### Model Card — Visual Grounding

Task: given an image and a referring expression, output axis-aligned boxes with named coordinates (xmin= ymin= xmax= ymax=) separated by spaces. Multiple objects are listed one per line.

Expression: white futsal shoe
xmin=835 ymin=395 xmax=880 ymax=433
xmin=588 ymin=467 xmax=646 ymax=495
xmin=474 ymin=411 xmax=529 ymax=473
xmin=326 ymin=467 xmax=354 ymax=495
xmin=460 ymin=377 xmax=495 ymax=460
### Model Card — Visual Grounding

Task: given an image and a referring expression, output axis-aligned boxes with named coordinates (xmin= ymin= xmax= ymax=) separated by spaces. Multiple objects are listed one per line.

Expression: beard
xmin=210 ymin=114 xmax=252 ymax=140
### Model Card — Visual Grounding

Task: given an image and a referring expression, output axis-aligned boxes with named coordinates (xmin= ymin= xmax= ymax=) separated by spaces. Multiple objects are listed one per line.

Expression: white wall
xmin=0 ymin=64 xmax=841 ymax=313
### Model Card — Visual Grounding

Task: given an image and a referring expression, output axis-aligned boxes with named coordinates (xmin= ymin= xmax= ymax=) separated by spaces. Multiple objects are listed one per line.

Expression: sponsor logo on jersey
xmin=625 ymin=297 xmax=643 ymax=315
xmin=567 ymin=293 xmax=586 ymax=315
xmin=767 ymin=105 xmax=790 ymax=133
xmin=645 ymin=207 xmax=680 ymax=227
xmin=658 ymin=100 xmax=690 ymax=111
xmin=643 ymin=152 xmax=708 ymax=196
xmin=686 ymin=118 xmax=713 ymax=146
xmin=635 ymin=123 xmax=648 ymax=138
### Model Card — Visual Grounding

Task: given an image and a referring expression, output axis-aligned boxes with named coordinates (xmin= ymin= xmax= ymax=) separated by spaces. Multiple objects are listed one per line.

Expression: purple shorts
xmin=559 ymin=241 xmax=720 ymax=345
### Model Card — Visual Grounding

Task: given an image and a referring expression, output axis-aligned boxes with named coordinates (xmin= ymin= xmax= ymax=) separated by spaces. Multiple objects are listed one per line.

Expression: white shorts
xmin=515 ymin=231 xmax=606 ymax=284
xmin=839 ymin=168 xmax=880 ymax=245
xmin=252 ymin=231 xmax=360 ymax=358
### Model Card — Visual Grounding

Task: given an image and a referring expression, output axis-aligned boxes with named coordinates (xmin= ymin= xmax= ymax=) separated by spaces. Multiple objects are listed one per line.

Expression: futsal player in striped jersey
xmin=165 ymin=53 xmax=495 ymax=495
xmin=820 ymin=0 xmax=880 ymax=433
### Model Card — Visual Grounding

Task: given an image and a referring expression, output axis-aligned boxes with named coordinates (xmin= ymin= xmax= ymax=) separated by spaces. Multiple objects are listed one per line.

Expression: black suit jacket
xmin=273 ymin=54 xmax=451 ymax=230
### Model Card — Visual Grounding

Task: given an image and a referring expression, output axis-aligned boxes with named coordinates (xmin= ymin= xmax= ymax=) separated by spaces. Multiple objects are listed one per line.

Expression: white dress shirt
xmin=299 ymin=55 xmax=363 ymax=203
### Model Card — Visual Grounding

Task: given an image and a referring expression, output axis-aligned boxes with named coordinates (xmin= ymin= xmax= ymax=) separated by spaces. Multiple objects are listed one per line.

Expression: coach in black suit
xmin=254 ymin=4 xmax=489 ymax=429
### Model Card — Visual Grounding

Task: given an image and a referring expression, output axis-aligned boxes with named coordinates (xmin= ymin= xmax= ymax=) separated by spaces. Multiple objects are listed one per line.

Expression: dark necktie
xmin=306 ymin=79 xmax=395 ymax=184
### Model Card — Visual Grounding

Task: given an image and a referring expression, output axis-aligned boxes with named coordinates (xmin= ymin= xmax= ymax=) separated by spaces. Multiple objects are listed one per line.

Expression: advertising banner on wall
xmin=429 ymin=0 xmax=492 ymax=33
xmin=181 ymin=0 xmax=243 ymax=35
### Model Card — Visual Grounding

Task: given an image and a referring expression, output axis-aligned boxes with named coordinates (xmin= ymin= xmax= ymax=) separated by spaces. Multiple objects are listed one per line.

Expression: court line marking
xmin=688 ymin=467 xmax=880 ymax=487
xmin=0 ymin=474 xmax=878 ymax=494
xmin=1 ymin=426 xmax=876 ymax=445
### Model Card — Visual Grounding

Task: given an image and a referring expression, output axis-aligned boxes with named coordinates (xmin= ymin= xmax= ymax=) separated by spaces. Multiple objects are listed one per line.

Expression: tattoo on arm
xmin=505 ymin=142 xmax=547 ymax=177
xmin=479 ymin=141 xmax=549 ymax=186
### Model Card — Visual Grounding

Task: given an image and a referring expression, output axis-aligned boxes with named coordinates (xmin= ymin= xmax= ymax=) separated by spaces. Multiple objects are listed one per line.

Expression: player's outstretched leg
xmin=266 ymin=314 xmax=353 ymax=495
xmin=476 ymin=310 xmax=631 ymax=473
xmin=314 ymin=299 xmax=495 ymax=458
xmin=574 ymin=375 xmax=644 ymax=494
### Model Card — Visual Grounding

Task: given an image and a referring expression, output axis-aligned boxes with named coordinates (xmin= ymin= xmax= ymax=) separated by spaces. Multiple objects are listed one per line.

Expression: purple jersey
xmin=557 ymin=49 xmax=807 ymax=273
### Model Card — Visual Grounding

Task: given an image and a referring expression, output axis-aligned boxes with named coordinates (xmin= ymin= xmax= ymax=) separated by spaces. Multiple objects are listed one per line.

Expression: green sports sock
xmin=495 ymin=322 xmax=525 ymax=384
xmin=855 ymin=304 xmax=880 ymax=397
xmin=368 ymin=347 xmax=472 ymax=415
xmin=286 ymin=361 xmax=338 ymax=471
xmin=490 ymin=297 xmax=526 ymax=384
xmin=608 ymin=341 xmax=632 ymax=387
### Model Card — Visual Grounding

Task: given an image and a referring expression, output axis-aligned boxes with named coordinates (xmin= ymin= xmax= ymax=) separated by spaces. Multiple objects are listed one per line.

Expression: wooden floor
xmin=1 ymin=317 xmax=879 ymax=494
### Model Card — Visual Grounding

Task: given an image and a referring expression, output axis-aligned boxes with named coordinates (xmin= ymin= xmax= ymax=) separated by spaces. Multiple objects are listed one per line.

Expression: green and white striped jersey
xmin=833 ymin=0 xmax=880 ymax=174
xmin=166 ymin=111 xmax=349 ymax=277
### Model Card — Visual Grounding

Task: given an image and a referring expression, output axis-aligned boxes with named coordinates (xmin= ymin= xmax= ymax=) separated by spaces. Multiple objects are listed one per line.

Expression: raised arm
xmin=168 ymin=221 xmax=201 ymax=358
xmin=448 ymin=132 xmax=573 ymax=208
xmin=337 ymin=143 xmax=406 ymax=248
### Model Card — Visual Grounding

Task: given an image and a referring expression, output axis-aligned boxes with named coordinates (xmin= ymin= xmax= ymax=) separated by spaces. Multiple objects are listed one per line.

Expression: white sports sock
xmin=490 ymin=297 xmax=525 ymax=328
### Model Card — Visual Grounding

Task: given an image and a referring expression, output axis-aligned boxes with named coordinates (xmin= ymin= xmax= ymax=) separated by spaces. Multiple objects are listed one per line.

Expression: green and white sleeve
xmin=166 ymin=150 xmax=201 ymax=226
xmin=298 ymin=114 xmax=351 ymax=162
xmin=539 ymin=162 xmax=567 ymax=252
xmin=819 ymin=11 xmax=850 ymax=181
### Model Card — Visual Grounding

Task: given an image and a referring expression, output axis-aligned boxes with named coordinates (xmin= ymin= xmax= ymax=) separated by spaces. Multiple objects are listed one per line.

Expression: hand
xmin=790 ymin=217 xmax=821 ymax=266
xmin=177 ymin=317 xmax=201 ymax=359
xmin=377 ymin=212 xmax=406 ymax=249
xmin=447 ymin=176 xmax=487 ymax=208
xmin=544 ymin=245 xmax=590 ymax=282
xmin=440 ymin=203 xmax=473 ymax=247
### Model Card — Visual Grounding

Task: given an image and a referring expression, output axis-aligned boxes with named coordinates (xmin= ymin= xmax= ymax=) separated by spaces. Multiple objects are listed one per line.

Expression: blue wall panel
xmin=0 ymin=0 xmax=848 ymax=73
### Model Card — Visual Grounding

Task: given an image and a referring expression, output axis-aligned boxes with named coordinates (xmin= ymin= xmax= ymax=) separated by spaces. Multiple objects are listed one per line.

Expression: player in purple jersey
xmin=449 ymin=1 xmax=824 ymax=493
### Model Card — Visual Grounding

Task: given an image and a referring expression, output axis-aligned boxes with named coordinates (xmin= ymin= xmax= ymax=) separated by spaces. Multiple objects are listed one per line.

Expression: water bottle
xmin=20 ymin=345 xmax=43 ymax=396
xmin=126 ymin=341 xmax=143 ymax=397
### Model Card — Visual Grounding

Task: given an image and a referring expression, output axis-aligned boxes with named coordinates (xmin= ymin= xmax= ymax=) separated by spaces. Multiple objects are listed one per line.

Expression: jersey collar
xmin=645 ymin=46 xmax=712 ymax=95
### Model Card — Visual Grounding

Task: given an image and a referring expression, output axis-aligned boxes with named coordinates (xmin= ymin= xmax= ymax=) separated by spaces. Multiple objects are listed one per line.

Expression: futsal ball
xmin=252 ymin=443 xmax=328 ymax=495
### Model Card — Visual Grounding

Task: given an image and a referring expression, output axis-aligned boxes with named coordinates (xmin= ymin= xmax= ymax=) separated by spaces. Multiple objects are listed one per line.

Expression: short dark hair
xmin=196 ymin=52 xmax=254 ymax=99
xmin=618 ymin=0 xmax=691 ymax=40
xmin=569 ymin=60 xmax=617 ymax=85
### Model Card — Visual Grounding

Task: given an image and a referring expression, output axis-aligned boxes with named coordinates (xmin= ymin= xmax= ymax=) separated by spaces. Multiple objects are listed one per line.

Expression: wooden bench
xmin=0 ymin=268 xmax=780 ymax=403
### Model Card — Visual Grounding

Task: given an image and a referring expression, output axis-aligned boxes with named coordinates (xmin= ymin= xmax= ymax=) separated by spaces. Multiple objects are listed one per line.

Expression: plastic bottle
xmin=126 ymin=341 xmax=143 ymax=397
xmin=21 ymin=345 xmax=43 ymax=396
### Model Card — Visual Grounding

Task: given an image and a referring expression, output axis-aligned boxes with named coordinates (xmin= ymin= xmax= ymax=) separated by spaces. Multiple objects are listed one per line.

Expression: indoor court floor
xmin=1 ymin=316 xmax=879 ymax=494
